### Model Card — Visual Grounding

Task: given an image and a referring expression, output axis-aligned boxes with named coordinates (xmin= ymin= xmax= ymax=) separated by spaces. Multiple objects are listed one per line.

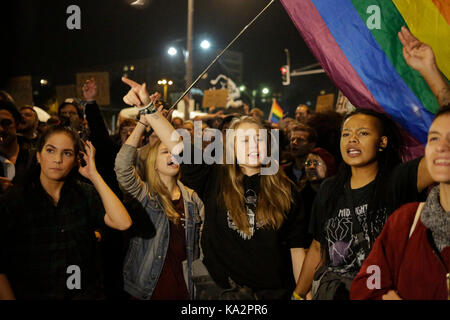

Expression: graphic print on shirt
xmin=227 ymin=189 xmax=264 ymax=240
xmin=325 ymin=204 xmax=387 ymax=273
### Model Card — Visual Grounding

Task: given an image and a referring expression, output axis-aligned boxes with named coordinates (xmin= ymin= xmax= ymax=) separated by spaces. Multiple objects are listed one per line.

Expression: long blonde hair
xmin=145 ymin=139 xmax=181 ymax=224
xmin=222 ymin=116 xmax=293 ymax=235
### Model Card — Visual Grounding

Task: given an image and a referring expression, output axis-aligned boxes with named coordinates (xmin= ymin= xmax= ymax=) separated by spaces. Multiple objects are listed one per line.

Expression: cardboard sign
xmin=315 ymin=93 xmax=335 ymax=113
xmin=202 ymin=89 xmax=228 ymax=108
xmin=7 ymin=76 xmax=33 ymax=107
xmin=76 ymin=72 xmax=110 ymax=106
xmin=55 ymin=85 xmax=77 ymax=105
xmin=335 ymin=90 xmax=356 ymax=115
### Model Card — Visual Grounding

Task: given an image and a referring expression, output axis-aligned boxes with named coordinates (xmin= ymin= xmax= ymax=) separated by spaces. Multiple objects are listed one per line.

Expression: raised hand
xmin=82 ymin=78 xmax=97 ymax=102
xmin=122 ymin=77 xmax=151 ymax=107
xmin=78 ymin=140 xmax=99 ymax=181
xmin=398 ymin=26 xmax=436 ymax=73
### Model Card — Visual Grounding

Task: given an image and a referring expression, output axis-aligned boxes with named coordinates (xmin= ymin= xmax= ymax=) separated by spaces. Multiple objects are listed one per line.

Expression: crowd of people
xmin=0 ymin=28 xmax=448 ymax=300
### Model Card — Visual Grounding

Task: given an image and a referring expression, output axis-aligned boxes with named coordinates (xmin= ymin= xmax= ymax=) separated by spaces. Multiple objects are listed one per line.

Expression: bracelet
xmin=291 ymin=291 xmax=304 ymax=300
xmin=137 ymin=120 xmax=148 ymax=127
xmin=137 ymin=100 xmax=157 ymax=114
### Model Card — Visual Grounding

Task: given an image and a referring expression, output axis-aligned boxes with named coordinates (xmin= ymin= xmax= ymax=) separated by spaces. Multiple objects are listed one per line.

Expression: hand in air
xmin=398 ymin=26 xmax=436 ymax=73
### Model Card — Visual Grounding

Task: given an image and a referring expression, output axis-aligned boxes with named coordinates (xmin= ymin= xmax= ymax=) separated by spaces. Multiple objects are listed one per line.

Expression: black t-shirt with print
xmin=181 ymin=160 xmax=311 ymax=297
xmin=309 ymin=157 xmax=425 ymax=273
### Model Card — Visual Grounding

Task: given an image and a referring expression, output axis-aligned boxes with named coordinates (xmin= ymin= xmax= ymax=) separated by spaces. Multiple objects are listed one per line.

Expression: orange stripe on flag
xmin=433 ymin=0 xmax=450 ymax=25
xmin=268 ymin=99 xmax=283 ymax=122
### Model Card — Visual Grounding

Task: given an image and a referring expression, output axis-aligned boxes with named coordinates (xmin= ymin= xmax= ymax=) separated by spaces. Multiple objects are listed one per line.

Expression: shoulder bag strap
xmin=408 ymin=202 xmax=425 ymax=239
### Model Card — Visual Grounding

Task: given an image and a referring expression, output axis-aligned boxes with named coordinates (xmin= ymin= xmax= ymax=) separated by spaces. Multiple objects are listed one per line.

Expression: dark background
xmin=1 ymin=0 xmax=338 ymax=116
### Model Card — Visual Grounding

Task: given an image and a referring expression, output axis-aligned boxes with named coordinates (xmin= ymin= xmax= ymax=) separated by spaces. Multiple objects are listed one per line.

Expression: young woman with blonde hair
xmin=115 ymin=107 xmax=204 ymax=300
xmin=121 ymin=78 xmax=311 ymax=299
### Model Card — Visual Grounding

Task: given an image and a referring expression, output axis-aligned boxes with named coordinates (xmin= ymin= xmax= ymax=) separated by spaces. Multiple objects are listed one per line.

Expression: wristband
xmin=137 ymin=100 xmax=157 ymax=114
xmin=137 ymin=120 xmax=148 ymax=127
xmin=291 ymin=291 xmax=304 ymax=300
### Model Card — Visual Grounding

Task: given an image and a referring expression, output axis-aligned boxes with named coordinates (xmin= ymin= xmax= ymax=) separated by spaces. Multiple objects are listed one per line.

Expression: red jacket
xmin=350 ymin=202 xmax=449 ymax=300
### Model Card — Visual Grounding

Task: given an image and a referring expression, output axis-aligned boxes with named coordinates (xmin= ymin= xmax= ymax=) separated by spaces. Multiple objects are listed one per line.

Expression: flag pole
xmin=268 ymin=98 xmax=275 ymax=121
xmin=143 ymin=0 xmax=276 ymax=114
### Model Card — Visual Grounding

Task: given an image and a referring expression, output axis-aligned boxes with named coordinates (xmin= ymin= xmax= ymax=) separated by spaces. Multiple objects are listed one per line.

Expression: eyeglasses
xmin=304 ymin=159 xmax=323 ymax=167
xmin=0 ymin=119 xmax=14 ymax=128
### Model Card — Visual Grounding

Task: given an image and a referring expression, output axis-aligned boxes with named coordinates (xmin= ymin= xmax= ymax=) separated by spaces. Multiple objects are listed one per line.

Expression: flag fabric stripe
xmin=309 ymin=0 xmax=434 ymax=145
xmin=350 ymin=0 xmax=440 ymax=115
xmin=269 ymin=100 xmax=283 ymax=123
xmin=394 ymin=0 xmax=450 ymax=78
xmin=279 ymin=0 xmax=383 ymax=114
xmin=432 ymin=0 xmax=450 ymax=25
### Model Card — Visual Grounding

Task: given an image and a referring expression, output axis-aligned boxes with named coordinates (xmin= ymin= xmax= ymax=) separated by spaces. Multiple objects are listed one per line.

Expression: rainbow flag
xmin=281 ymin=0 xmax=449 ymax=158
xmin=268 ymin=99 xmax=284 ymax=123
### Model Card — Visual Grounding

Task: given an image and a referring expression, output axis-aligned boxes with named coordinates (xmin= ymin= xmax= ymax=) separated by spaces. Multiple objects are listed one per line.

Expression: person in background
xmin=295 ymin=104 xmax=313 ymax=124
xmin=350 ymin=106 xmax=450 ymax=300
xmin=250 ymin=108 xmax=264 ymax=122
xmin=58 ymin=100 xmax=84 ymax=132
xmin=0 ymin=101 xmax=34 ymax=193
xmin=300 ymin=148 xmax=338 ymax=237
xmin=304 ymin=148 xmax=337 ymax=192
xmin=282 ymin=122 xmax=317 ymax=192
xmin=17 ymin=106 xmax=39 ymax=146
xmin=172 ymin=117 xmax=184 ymax=130
xmin=306 ymin=111 xmax=344 ymax=165
xmin=182 ymin=120 xmax=194 ymax=139
xmin=38 ymin=116 xmax=60 ymax=136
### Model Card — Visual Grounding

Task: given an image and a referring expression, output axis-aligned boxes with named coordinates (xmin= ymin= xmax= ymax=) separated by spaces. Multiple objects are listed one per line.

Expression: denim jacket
xmin=115 ymin=144 xmax=204 ymax=300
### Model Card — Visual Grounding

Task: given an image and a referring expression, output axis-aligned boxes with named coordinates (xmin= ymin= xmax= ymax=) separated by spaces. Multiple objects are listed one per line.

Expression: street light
xmin=167 ymin=37 xmax=212 ymax=95
xmin=168 ymin=47 xmax=178 ymax=56
xmin=157 ymin=79 xmax=173 ymax=101
xmin=262 ymin=88 xmax=269 ymax=95
xmin=200 ymin=40 xmax=211 ymax=50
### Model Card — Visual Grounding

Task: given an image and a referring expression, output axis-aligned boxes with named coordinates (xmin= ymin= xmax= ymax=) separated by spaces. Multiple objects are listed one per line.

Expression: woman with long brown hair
xmin=121 ymin=78 xmax=311 ymax=299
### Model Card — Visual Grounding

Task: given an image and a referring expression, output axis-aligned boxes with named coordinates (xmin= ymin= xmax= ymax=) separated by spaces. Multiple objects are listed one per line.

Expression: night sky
xmin=2 ymin=0 xmax=337 ymax=114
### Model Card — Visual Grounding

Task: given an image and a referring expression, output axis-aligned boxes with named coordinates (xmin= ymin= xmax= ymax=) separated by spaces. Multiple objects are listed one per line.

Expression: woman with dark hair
xmin=293 ymin=108 xmax=434 ymax=300
xmin=350 ymin=106 xmax=450 ymax=300
xmin=0 ymin=126 xmax=132 ymax=299
xmin=121 ymin=78 xmax=311 ymax=300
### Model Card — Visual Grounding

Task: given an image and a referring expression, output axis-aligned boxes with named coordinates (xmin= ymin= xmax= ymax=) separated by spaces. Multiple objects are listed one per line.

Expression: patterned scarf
xmin=420 ymin=185 xmax=450 ymax=252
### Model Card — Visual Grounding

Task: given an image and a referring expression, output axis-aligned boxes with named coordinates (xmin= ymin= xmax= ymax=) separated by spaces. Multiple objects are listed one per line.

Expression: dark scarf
xmin=420 ymin=185 xmax=450 ymax=252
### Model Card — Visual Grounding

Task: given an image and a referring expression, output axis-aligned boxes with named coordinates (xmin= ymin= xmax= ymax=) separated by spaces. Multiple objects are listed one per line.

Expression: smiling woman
xmin=351 ymin=106 xmax=450 ymax=300
xmin=0 ymin=125 xmax=132 ymax=299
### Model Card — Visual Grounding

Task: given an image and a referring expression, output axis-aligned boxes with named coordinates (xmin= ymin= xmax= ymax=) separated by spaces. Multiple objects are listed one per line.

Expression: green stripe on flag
xmin=350 ymin=0 xmax=440 ymax=114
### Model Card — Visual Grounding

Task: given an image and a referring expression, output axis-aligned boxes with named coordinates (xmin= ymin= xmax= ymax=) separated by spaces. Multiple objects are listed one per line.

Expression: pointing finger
xmin=122 ymin=77 xmax=140 ymax=88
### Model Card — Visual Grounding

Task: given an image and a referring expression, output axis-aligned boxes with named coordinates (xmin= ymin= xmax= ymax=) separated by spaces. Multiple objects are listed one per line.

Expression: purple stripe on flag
xmin=280 ymin=0 xmax=379 ymax=112
xmin=280 ymin=0 xmax=424 ymax=159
